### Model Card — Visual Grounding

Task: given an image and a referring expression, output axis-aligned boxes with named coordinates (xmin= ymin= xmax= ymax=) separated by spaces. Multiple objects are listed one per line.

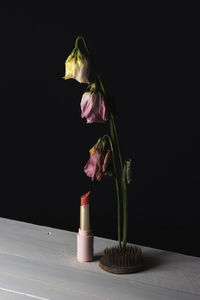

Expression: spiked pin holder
xmin=99 ymin=245 xmax=143 ymax=274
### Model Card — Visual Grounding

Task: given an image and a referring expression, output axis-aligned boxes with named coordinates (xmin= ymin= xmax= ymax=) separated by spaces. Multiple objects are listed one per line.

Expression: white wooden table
xmin=0 ymin=217 xmax=199 ymax=300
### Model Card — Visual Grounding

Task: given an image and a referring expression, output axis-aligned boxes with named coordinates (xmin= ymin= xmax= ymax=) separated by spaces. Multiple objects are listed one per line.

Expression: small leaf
xmin=126 ymin=159 xmax=132 ymax=184
xmin=122 ymin=159 xmax=132 ymax=184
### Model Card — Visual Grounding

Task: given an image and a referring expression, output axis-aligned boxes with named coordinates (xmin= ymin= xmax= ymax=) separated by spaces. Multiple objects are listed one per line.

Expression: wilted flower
xmin=102 ymin=150 xmax=111 ymax=173
xmin=81 ymin=83 xmax=108 ymax=123
xmin=84 ymin=138 xmax=111 ymax=181
xmin=63 ymin=48 xmax=90 ymax=83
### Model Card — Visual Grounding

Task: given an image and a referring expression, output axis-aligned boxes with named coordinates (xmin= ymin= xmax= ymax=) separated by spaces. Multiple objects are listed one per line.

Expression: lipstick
xmin=77 ymin=191 xmax=94 ymax=262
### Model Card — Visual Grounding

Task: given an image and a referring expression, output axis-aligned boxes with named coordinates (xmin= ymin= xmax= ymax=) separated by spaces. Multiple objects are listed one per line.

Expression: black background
xmin=1 ymin=3 xmax=199 ymax=256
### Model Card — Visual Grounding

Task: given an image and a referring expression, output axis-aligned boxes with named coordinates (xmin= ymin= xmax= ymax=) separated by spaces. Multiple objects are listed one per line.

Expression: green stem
xmin=103 ymin=134 xmax=121 ymax=250
xmin=96 ymin=74 xmax=108 ymax=97
xmin=74 ymin=35 xmax=89 ymax=55
xmin=110 ymin=113 xmax=123 ymax=170
xmin=88 ymin=52 xmax=127 ymax=251
xmin=110 ymin=113 xmax=127 ymax=250
xmin=122 ymin=180 xmax=127 ymax=250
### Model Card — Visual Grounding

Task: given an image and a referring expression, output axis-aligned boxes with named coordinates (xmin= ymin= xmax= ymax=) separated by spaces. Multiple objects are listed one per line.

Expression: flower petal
xmin=84 ymin=138 xmax=107 ymax=182
xmin=80 ymin=89 xmax=108 ymax=124
xmin=63 ymin=49 xmax=90 ymax=83
xmin=102 ymin=150 xmax=111 ymax=173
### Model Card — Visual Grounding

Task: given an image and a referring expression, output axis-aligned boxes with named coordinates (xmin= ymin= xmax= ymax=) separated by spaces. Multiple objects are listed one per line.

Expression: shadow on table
xmin=93 ymin=252 xmax=104 ymax=262
xmin=142 ymin=250 xmax=170 ymax=271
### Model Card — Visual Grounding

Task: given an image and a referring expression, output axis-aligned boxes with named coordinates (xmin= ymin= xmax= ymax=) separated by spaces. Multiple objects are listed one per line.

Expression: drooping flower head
xmin=81 ymin=83 xmax=108 ymax=123
xmin=84 ymin=138 xmax=111 ymax=181
xmin=63 ymin=48 xmax=90 ymax=84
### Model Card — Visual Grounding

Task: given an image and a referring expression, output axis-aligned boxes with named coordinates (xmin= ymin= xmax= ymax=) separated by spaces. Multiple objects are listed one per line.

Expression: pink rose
xmin=84 ymin=139 xmax=111 ymax=181
xmin=80 ymin=88 xmax=108 ymax=124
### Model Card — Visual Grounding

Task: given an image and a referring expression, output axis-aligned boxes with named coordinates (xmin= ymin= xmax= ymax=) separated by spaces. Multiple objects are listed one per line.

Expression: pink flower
xmin=84 ymin=139 xmax=111 ymax=181
xmin=102 ymin=150 xmax=111 ymax=173
xmin=80 ymin=85 xmax=108 ymax=123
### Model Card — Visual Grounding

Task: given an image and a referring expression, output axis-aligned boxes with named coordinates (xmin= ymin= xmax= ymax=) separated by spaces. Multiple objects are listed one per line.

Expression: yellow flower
xmin=63 ymin=49 xmax=90 ymax=84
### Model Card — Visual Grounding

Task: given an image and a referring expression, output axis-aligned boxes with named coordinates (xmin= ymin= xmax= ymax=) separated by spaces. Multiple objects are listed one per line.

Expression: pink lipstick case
xmin=77 ymin=191 xmax=94 ymax=262
xmin=77 ymin=229 xmax=94 ymax=262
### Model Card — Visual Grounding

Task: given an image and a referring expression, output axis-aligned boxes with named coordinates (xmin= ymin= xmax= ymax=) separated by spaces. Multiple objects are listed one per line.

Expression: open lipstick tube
xmin=77 ymin=191 xmax=93 ymax=262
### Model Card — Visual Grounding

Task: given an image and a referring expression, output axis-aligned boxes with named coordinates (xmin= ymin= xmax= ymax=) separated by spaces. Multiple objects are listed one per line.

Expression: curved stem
xmin=110 ymin=113 xmax=128 ymax=250
xmin=74 ymin=35 xmax=89 ymax=55
xmin=110 ymin=113 xmax=123 ymax=170
xmin=84 ymin=46 xmax=127 ymax=250
xmin=103 ymin=134 xmax=121 ymax=250
xmin=122 ymin=180 xmax=127 ymax=250
xmin=96 ymin=74 xmax=108 ymax=97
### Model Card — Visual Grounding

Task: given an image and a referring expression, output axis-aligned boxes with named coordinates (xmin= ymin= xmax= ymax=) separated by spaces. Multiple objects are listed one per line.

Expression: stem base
xmin=99 ymin=245 xmax=143 ymax=274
